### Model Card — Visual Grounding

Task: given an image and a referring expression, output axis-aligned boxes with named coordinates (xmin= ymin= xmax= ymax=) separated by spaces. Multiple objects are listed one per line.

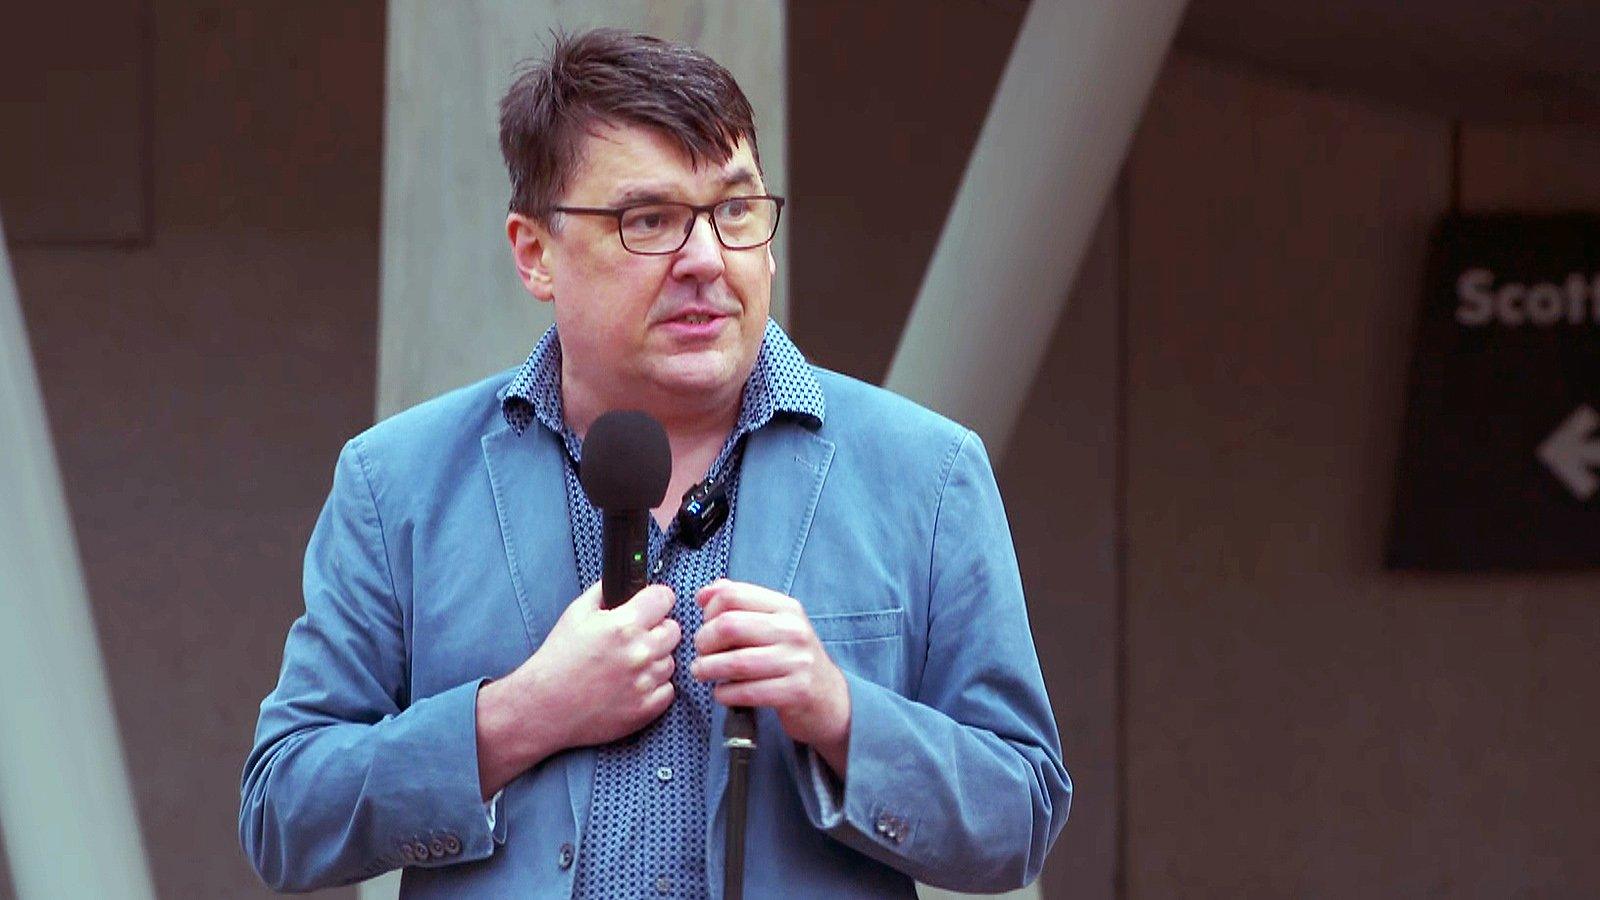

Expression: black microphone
xmin=579 ymin=410 xmax=672 ymax=609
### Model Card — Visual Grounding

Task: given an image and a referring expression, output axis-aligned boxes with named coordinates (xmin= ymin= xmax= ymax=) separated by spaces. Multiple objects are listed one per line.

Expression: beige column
xmin=885 ymin=0 xmax=1189 ymax=459
xmin=0 ymin=213 xmax=156 ymax=898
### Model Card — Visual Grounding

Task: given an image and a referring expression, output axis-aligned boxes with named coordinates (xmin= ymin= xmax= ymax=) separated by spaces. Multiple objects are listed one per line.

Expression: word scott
xmin=1456 ymin=268 xmax=1600 ymax=327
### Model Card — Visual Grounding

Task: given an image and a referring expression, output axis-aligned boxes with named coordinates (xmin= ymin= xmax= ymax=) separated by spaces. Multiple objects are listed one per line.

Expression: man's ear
xmin=507 ymin=212 xmax=557 ymax=302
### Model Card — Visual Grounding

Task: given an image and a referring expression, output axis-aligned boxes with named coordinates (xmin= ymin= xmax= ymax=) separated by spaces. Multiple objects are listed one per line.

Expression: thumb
xmin=625 ymin=583 xmax=676 ymax=627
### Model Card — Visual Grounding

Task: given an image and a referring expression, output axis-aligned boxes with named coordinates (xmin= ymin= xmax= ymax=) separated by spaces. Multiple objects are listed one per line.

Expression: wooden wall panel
xmin=0 ymin=4 xmax=145 ymax=242
xmin=155 ymin=0 xmax=383 ymax=234
xmin=12 ymin=236 xmax=376 ymax=900
xmin=787 ymin=0 xmax=1023 ymax=384
xmin=999 ymin=196 xmax=1122 ymax=900
xmin=1126 ymin=53 xmax=1535 ymax=896
xmin=7 ymin=1 xmax=385 ymax=896
xmin=1460 ymin=127 xmax=1600 ymax=212
xmin=1125 ymin=53 xmax=1600 ymax=897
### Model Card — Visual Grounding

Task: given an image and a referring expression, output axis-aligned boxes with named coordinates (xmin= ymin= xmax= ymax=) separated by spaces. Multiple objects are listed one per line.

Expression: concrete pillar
xmin=0 ymin=213 xmax=156 ymax=899
xmin=885 ymin=0 xmax=1189 ymax=459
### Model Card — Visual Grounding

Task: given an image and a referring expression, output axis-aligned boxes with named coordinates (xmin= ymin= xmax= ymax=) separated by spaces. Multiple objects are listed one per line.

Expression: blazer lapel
xmin=480 ymin=424 xmax=580 ymax=643
xmin=727 ymin=421 xmax=835 ymax=594
xmin=480 ymin=424 xmax=597 ymax=836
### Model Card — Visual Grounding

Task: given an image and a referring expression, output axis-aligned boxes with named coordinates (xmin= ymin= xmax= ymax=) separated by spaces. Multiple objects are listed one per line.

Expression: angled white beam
xmin=886 ymin=0 xmax=1189 ymax=458
xmin=0 ymin=215 xmax=156 ymax=898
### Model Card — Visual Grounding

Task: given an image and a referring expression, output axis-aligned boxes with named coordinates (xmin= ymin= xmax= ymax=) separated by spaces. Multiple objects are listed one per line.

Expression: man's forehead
xmin=569 ymin=122 xmax=760 ymax=200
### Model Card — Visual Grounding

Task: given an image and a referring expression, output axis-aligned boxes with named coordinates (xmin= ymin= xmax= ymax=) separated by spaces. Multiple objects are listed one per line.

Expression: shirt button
xmin=557 ymin=842 xmax=574 ymax=870
xmin=655 ymin=766 xmax=673 ymax=782
xmin=655 ymin=874 xmax=672 ymax=894
xmin=651 ymin=559 xmax=664 ymax=575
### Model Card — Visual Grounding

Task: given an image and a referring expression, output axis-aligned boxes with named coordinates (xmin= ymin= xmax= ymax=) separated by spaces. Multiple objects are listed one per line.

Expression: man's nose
xmin=671 ymin=212 xmax=726 ymax=282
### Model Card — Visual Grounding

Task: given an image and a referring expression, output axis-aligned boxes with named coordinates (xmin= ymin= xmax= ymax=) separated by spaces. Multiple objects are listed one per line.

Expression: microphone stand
xmin=722 ymin=706 xmax=756 ymax=900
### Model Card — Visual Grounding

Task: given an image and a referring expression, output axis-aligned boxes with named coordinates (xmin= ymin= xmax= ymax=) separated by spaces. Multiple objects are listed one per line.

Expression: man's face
xmin=510 ymin=122 xmax=774 ymax=422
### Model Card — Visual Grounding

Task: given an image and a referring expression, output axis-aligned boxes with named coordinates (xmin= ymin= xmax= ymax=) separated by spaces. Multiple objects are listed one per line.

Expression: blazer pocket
xmin=808 ymin=608 xmax=903 ymax=643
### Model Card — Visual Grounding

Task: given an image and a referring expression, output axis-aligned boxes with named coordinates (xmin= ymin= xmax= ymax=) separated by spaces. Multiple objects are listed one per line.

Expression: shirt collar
xmin=500 ymin=318 xmax=825 ymax=440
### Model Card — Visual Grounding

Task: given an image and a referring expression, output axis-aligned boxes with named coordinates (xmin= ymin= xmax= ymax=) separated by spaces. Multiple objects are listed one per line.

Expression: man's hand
xmin=690 ymin=579 xmax=851 ymax=777
xmin=475 ymin=581 xmax=680 ymax=798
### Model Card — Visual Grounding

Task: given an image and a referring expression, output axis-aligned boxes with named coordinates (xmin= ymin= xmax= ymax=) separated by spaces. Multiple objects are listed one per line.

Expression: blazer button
xmin=412 ymin=840 xmax=430 ymax=860
xmin=400 ymin=844 xmax=416 ymax=863
xmin=429 ymin=838 xmax=446 ymax=858
xmin=443 ymin=835 xmax=461 ymax=855
xmin=558 ymin=842 xmax=575 ymax=870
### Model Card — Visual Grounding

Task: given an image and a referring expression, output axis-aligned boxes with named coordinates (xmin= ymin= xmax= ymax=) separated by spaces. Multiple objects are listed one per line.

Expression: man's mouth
xmin=666 ymin=309 xmax=728 ymax=326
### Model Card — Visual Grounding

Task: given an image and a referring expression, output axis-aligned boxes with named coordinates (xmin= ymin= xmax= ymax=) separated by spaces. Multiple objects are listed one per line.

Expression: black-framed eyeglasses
xmin=552 ymin=195 xmax=785 ymax=255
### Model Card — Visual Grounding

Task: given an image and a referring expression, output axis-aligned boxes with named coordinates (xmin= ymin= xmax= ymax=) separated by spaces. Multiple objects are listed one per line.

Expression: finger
xmin=698 ymin=580 xmax=800 ymax=621
xmin=643 ymin=681 xmax=675 ymax=718
xmin=694 ymin=609 xmax=787 ymax=655
xmin=635 ymin=655 xmax=675 ymax=691
xmin=694 ymin=578 xmax=728 ymax=608
xmin=623 ymin=584 xmax=676 ymax=627
xmin=691 ymin=645 xmax=791 ymax=683
xmin=649 ymin=654 xmax=676 ymax=684
xmin=712 ymin=674 xmax=799 ymax=709
xmin=648 ymin=617 xmax=682 ymax=657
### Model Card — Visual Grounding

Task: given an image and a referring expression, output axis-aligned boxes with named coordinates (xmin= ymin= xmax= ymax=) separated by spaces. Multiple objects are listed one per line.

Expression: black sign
xmin=1388 ymin=214 xmax=1600 ymax=571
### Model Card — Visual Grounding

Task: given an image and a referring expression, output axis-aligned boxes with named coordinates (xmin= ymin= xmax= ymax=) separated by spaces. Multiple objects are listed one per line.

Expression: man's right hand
xmin=474 ymin=581 xmax=681 ymax=799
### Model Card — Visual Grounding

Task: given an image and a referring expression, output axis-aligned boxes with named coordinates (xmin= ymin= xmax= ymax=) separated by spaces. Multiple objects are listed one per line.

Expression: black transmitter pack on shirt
xmin=675 ymin=476 xmax=730 ymax=550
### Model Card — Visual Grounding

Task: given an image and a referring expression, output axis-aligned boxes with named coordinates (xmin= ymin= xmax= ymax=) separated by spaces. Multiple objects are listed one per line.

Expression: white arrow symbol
xmin=1538 ymin=405 xmax=1600 ymax=501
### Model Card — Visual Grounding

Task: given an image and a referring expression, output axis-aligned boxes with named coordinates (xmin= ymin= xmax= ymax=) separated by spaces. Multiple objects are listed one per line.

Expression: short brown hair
xmin=498 ymin=29 xmax=761 ymax=221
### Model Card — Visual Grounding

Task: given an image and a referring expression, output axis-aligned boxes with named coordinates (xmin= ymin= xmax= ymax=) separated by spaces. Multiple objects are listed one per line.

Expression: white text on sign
xmin=1455 ymin=268 xmax=1600 ymax=327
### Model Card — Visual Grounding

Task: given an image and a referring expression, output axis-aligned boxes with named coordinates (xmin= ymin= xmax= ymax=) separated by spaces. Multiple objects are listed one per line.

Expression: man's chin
xmin=648 ymin=354 xmax=746 ymax=400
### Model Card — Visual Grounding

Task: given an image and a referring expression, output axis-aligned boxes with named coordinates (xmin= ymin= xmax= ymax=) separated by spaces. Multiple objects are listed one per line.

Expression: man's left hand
xmin=691 ymin=579 xmax=851 ymax=776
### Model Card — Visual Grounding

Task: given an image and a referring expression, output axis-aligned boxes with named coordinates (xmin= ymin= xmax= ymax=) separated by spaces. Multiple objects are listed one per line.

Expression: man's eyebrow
xmin=720 ymin=167 xmax=761 ymax=190
xmin=606 ymin=168 xmax=763 ymax=206
xmin=608 ymin=183 xmax=676 ymax=205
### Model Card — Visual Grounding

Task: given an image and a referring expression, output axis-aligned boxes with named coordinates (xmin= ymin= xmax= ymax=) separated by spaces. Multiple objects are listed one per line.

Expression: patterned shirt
xmin=501 ymin=319 xmax=824 ymax=898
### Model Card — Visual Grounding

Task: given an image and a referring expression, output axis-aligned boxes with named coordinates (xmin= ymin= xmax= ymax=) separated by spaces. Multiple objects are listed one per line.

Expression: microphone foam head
xmin=579 ymin=409 xmax=672 ymax=511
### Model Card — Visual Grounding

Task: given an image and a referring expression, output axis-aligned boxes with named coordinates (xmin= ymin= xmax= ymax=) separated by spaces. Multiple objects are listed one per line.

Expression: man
xmin=241 ymin=29 xmax=1069 ymax=897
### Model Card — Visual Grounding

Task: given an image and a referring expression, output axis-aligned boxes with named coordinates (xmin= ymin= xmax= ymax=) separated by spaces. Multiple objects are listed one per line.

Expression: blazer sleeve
xmin=238 ymin=438 xmax=505 ymax=891
xmin=793 ymin=429 xmax=1071 ymax=892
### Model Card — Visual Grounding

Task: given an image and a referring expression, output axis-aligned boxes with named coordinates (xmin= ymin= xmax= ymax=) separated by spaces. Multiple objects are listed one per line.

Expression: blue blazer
xmin=241 ymin=364 xmax=1070 ymax=897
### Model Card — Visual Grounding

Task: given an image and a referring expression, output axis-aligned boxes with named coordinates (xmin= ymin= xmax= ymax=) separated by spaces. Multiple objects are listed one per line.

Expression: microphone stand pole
xmin=722 ymin=706 xmax=755 ymax=900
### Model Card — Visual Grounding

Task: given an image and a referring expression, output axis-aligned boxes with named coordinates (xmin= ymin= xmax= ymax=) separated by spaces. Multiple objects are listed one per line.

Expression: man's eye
xmin=719 ymin=199 xmax=750 ymax=219
xmin=623 ymin=207 xmax=674 ymax=233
